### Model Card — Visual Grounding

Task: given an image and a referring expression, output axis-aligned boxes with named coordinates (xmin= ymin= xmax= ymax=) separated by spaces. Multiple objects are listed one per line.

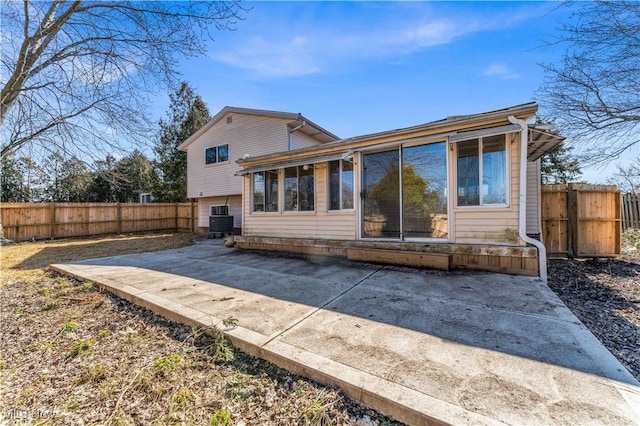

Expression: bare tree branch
xmin=1 ymin=0 xmax=245 ymax=162
xmin=538 ymin=1 xmax=640 ymax=164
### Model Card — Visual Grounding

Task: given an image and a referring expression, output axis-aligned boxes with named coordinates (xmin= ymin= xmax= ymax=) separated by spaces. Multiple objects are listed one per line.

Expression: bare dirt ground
xmin=0 ymin=234 xmax=400 ymax=425
xmin=547 ymin=234 xmax=640 ymax=381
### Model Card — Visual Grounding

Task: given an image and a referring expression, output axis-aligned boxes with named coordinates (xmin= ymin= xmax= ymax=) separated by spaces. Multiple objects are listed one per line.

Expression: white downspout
xmin=508 ymin=115 xmax=548 ymax=282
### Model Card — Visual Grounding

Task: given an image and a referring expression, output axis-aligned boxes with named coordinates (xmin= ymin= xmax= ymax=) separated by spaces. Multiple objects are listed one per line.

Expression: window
xmin=139 ymin=193 xmax=153 ymax=203
xmin=205 ymin=147 xmax=217 ymax=164
xmin=457 ymin=134 xmax=507 ymax=207
xmin=210 ymin=205 xmax=229 ymax=216
xmin=205 ymin=144 xmax=229 ymax=165
xmin=329 ymin=160 xmax=354 ymax=210
xmin=252 ymin=170 xmax=278 ymax=212
xmin=218 ymin=145 xmax=229 ymax=162
xmin=284 ymin=165 xmax=314 ymax=211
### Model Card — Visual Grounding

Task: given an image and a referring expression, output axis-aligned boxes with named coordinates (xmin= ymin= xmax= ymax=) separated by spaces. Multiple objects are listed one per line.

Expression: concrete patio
xmin=51 ymin=239 xmax=640 ymax=425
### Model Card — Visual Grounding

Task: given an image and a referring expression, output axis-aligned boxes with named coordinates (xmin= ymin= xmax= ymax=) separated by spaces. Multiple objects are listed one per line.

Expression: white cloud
xmin=481 ymin=63 xmax=521 ymax=80
xmin=212 ymin=18 xmax=479 ymax=79
xmin=210 ymin=4 xmax=536 ymax=79
xmin=403 ymin=19 xmax=479 ymax=49
xmin=214 ymin=35 xmax=322 ymax=78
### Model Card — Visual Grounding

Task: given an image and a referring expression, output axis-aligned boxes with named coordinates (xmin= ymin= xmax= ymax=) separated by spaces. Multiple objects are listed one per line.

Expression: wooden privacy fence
xmin=0 ymin=203 xmax=196 ymax=241
xmin=622 ymin=193 xmax=640 ymax=230
xmin=541 ymin=184 xmax=621 ymax=258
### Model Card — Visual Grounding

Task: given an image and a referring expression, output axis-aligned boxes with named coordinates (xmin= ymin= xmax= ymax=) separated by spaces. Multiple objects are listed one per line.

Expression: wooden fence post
xmin=567 ymin=184 xmax=577 ymax=259
xmin=85 ymin=204 xmax=91 ymax=237
xmin=191 ymin=202 xmax=196 ymax=233
xmin=50 ymin=202 xmax=56 ymax=239
xmin=175 ymin=203 xmax=179 ymax=231
xmin=117 ymin=203 xmax=122 ymax=234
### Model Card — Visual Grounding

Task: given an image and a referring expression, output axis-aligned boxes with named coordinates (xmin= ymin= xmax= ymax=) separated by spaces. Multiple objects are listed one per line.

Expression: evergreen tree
xmin=41 ymin=152 xmax=92 ymax=202
xmin=57 ymin=157 xmax=94 ymax=202
xmin=113 ymin=150 xmax=159 ymax=203
xmin=154 ymin=82 xmax=211 ymax=202
xmin=85 ymin=156 xmax=118 ymax=202
xmin=1 ymin=154 xmax=28 ymax=202
xmin=540 ymin=143 xmax=583 ymax=185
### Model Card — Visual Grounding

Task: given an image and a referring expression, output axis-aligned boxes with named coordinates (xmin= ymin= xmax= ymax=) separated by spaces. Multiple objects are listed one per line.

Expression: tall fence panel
xmin=541 ymin=185 xmax=570 ymax=257
xmin=541 ymin=184 xmax=621 ymax=258
xmin=572 ymin=185 xmax=621 ymax=257
xmin=0 ymin=203 xmax=196 ymax=241
xmin=622 ymin=193 xmax=640 ymax=230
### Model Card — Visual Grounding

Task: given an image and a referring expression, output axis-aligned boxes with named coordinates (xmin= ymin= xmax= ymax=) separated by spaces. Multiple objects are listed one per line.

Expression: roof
xmin=527 ymin=126 xmax=566 ymax=161
xmin=235 ymin=103 xmax=566 ymax=174
xmin=237 ymin=102 xmax=545 ymax=168
xmin=177 ymin=106 xmax=340 ymax=151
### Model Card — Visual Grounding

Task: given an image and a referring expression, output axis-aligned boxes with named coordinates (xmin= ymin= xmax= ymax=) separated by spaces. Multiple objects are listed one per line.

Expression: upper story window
xmin=284 ymin=165 xmax=315 ymax=211
xmin=205 ymin=144 xmax=229 ymax=165
xmin=328 ymin=159 xmax=354 ymax=210
xmin=252 ymin=170 xmax=278 ymax=212
xmin=456 ymin=134 xmax=507 ymax=207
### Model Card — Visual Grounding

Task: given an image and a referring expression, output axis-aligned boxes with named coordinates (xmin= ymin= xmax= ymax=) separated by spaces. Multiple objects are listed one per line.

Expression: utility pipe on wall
xmin=508 ymin=115 xmax=548 ymax=282
xmin=288 ymin=115 xmax=306 ymax=150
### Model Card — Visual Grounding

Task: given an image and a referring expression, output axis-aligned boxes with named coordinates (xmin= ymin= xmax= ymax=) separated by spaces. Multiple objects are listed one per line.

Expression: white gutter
xmin=508 ymin=115 xmax=547 ymax=282
xmin=288 ymin=115 xmax=306 ymax=150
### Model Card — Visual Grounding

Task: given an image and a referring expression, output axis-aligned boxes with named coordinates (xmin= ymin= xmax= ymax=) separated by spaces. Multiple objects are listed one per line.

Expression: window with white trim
xmin=457 ymin=134 xmax=507 ymax=207
xmin=284 ymin=165 xmax=314 ymax=211
xmin=205 ymin=144 xmax=229 ymax=165
xmin=252 ymin=170 xmax=278 ymax=212
xmin=328 ymin=159 xmax=354 ymax=210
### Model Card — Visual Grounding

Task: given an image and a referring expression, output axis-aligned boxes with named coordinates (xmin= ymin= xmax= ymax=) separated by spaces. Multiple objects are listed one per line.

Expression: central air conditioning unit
xmin=209 ymin=204 xmax=233 ymax=238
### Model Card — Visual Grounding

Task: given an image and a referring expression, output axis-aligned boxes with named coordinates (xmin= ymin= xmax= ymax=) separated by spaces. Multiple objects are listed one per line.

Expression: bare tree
xmin=1 ymin=1 xmax=244 ymax=161
xmin=607 ymin=156 xmax=640 ymax=194
xmin=538 ymin=1 xmax=640 ymax=163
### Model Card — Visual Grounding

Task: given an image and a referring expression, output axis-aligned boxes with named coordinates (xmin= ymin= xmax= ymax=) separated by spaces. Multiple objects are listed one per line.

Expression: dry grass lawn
xmin=0 ymin=233 xmax=398 ymax=425
xmin=1 ymin=232 xmax=195 ymax=285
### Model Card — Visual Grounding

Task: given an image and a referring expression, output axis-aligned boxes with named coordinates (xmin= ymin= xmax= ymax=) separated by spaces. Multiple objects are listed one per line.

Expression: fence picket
xmin=622 ymin=193 xmax=640 ymax=230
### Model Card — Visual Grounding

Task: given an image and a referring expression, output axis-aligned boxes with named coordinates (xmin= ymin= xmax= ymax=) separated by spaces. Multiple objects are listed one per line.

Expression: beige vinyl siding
xmin=452 ymin=133 xmax=522 ymax=245
xmin=197 ymin=195 xmax=242 ymax=229
xmin=242 ymin=163 xmax=357 ymax=240
xmin=526 ymin=159 xmax=541 ymax=235
xmin=290 ymin=132 xmax=322 ymax=150
xmin=186 ymin=113 xmax=291 ymax=199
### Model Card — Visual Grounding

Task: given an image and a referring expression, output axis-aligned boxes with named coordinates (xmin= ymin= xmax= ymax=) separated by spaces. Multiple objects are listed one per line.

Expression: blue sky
xmin=150 ymin=1 xmax=635 ymax=183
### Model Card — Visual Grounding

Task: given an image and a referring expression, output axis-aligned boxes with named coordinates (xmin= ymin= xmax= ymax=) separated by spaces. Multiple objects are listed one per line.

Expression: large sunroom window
xmin=362 ymin=141 xmax=448 ymax=240
xmin=328 ymin=160 xmax=354 ymax=210
xmin=284 ymin=165 xmax=314 ymax=211
xmin=456 ymin=134 xmax=507 ymax=207
xmin=252 ymin=170 xmax=278 ymax=212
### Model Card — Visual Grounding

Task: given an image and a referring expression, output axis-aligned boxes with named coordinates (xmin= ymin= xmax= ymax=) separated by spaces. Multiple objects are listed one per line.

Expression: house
xmin=178 ymin=106 xmax=339 ymax=234
xmin=232 ymin=102 xmax=564 ymax=281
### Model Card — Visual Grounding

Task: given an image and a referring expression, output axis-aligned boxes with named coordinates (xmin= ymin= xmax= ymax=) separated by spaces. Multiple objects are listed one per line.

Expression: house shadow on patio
xmin=47 ymin=239 xmax=639 ymax=388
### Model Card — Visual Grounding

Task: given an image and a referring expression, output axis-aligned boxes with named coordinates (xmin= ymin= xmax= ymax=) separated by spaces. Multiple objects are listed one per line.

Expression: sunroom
xmin=233 ymin=103 xmax=564 ymax=280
